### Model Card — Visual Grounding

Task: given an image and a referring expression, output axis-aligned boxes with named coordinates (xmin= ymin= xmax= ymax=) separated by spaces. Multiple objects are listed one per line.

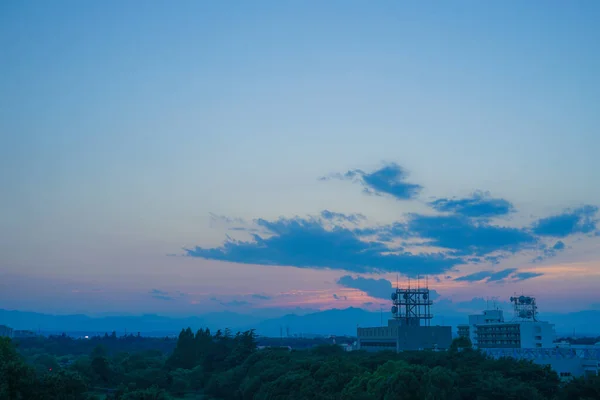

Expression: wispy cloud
xmin=209 ymin=213 xmax=262 ymax=232
xmin=454 ymin=268 xmax=542 ymax=283
xmin=185 ymin=207 xmax=588 ymax=276
xmin=251 ymin=294 xmax=272 ymax=300
xmin=321 ymin=163 xmax=422 ymax=200
xmin=512 ymin=272 xmax=544 ymax=281
xmin=149 ymin=289 xmax=175 ymax=301
xmin=533 ymin=240 xmax=567 ymax=263
xmin=532 ymin=205 xmax=598 ymax=237
xmin=454 ymin=271 xmax=497 ymax=282
xmin=405 ymin=214 xmax=537 ymax=256
xmin=487 ymin=268 xmax=518 ymax=282
xmin=210 ymin=297 xmax=252 ymax=307
xmin=224 ymin=300 xmax=251 ymax=306
xmin=185 ymin=163 xmax=599 ymax=278
xmin=428 ymin=191 xmax=514 ymax=218
xmin=209 ymin=213 xmax=245 ymax=226
xmin=185 ymin=216 xmax=460 ymax=276
xmin=320 ymin=210 xmax=365 ymax=224
xmin=337 ymin=275 xmax=393 ymax=300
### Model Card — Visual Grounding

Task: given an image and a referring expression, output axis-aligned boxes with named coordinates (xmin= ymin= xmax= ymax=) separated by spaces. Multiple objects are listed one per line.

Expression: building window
xmin=361 ymin=341 xmax=396 ymax=348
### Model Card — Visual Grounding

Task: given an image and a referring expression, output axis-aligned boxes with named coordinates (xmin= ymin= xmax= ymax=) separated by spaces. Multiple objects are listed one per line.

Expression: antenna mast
xmin=391 ymin=276 xmax=433 ymax=327
xmin=510 ymin=293 xmax=538 ymax=321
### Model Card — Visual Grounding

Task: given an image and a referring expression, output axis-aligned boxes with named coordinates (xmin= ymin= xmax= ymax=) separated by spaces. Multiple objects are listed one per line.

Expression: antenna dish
xmin=511 ymin=293 xmax=538 ymax=321
xmin=390 ymin=282 xmax=433 ymax=326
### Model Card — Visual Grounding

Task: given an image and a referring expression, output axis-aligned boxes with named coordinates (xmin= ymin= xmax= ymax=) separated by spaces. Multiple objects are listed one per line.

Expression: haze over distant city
xmin=1 ymin=1 xmax=599 ymax=330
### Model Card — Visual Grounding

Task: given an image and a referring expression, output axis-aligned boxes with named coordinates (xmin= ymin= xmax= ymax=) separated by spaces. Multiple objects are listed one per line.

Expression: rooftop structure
xmin=391 ymin=285 xmax=433 ymax=326
xmin=357 ymin=278 xmax=452 ymax=352
xmin=510 ymin=295 xmax=539 ymax=321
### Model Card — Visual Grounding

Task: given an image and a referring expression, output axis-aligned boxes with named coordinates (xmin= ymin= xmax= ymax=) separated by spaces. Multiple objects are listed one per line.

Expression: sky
xmin=1 ymin=1 xmax=600 ymax=321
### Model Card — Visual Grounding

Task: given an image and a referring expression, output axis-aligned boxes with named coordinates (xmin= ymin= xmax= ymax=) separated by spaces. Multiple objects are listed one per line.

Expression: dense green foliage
xmin=2 ymin=331 xmax=600 ymax=399
xmin=0 ymin=336 xmax=90 ymax=399
xmin=13 ymin=332 xmax=336 ymax=359
xmin=16 ymin=332 xmax=176 ymax=358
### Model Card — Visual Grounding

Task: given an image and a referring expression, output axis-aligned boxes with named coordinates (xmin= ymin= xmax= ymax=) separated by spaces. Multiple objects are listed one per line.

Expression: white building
xmin=457 ymin=295 xmax=599 ymax=378
xmin=458 ymin=296 xmax=556 ymax=349
xmin=458 ymin=308 xmax=555 ymax=349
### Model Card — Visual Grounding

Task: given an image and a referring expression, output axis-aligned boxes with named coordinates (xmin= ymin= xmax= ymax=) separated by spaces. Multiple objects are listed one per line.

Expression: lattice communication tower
xmin=510 ymin=294 xmax=538 ymax=321
xmin=391 ymin=278 xmax=433 ymax=327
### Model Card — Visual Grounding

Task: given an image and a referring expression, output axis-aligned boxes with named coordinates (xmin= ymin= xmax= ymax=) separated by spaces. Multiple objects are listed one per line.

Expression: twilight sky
xmin=1 ymin=1 xmax=600 ymax=319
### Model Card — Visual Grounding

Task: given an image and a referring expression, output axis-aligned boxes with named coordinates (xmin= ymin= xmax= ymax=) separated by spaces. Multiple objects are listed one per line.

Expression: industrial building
xmin=357 ymin=283 xmax=452 ymax=352
xmin=457 ymin=294 xmax=599 ymax=378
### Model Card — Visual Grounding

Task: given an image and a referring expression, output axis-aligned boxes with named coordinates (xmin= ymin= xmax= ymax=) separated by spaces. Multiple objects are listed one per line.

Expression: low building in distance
xmin=13 ymin=329 xmax=37 ymax=338
xmin=0 ymin=324 xmax=14 ymax=338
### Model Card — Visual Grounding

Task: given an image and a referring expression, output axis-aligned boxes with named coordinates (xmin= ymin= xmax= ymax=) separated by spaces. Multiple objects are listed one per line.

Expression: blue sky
xmin=1 ymin=1 xmax=599 ymax=318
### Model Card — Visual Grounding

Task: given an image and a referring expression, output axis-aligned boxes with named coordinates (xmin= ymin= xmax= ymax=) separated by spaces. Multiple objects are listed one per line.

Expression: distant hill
xmin=1 ymin=307 xmax=599 ymax=337
xmin=0 ymin=309 xmax=205 ymax=335
xmin=250 ymin=307 xmax=380 ymax=337
xmin=544 ymin=310 xmax=600 ymax=336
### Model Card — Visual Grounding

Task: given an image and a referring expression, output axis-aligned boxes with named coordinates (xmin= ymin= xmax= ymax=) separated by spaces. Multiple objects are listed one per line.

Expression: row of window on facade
xmin=359 ymin=329 xmax=395 ymax=337
xmin=476 ymin=333 xmax=520 ymax=337
xmin=479 ymin=340 xmax=521 ymax=345
xmin=476 ymin=326 xmax=520 ymax=332
xmin=361 ymin=341 xmax=396 ymax=347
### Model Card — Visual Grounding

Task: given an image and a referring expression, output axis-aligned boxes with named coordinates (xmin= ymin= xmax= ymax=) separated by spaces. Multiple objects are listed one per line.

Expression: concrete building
xmin=357 ymin=285 xmax=452 ymax=352
xmin=458 ymin=294 xmax=599 ymax=378
xmin=458 ymin=309 xmax=505 ymax=346
xmin=458 ymin=296 xmax=555 ymax=349
xmin=357 ymin=320 xmax=452 ymax=351
xmin=0 ymin=324 xmax=14 ymax=338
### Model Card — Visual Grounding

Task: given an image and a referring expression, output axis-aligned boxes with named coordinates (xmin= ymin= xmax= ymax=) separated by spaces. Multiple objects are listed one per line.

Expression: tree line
xmin=2 ymin=329 xmax=600 ymax=399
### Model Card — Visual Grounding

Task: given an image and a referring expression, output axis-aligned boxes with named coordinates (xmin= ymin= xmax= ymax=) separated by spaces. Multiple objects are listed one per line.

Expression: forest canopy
xmin=2 ymin=330 xmax=599 ymax=400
